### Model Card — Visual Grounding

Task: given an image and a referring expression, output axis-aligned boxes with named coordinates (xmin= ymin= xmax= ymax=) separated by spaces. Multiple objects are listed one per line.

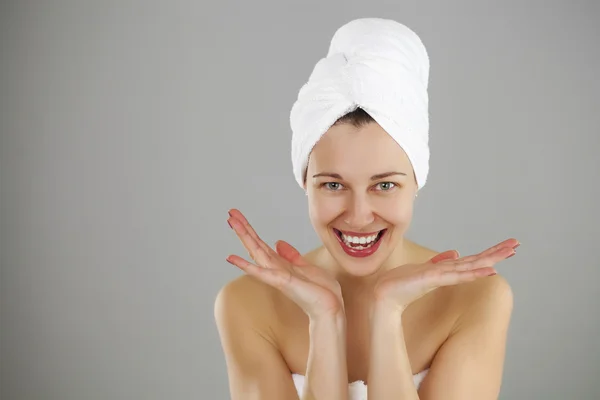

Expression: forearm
xmin=368 ymin=302 xmax=419 ymax=400
xmin=302 ymin=312 xmax=349 ymax=400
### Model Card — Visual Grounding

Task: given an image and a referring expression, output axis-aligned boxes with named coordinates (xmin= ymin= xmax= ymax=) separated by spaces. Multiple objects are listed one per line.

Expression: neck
xmin=319 ymin=236 xmax=411 ymax=296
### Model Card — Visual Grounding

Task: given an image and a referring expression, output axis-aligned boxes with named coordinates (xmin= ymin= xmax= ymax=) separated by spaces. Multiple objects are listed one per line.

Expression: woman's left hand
xmin=373 ymin=238 xmax=520 ymax=312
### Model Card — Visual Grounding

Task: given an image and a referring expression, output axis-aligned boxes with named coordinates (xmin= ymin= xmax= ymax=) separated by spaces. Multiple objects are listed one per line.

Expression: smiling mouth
xmin=332 ymin=228 xmax=386 ymax=250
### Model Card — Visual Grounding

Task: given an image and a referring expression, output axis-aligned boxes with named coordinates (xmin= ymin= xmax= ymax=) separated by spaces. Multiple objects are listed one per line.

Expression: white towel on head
xmin=290 ymin=17 xmax=430 ymax=190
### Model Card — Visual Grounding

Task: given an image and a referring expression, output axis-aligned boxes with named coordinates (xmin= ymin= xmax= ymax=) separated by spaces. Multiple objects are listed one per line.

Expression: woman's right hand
xmin=226 ymin=209 xmax=345 ymax=320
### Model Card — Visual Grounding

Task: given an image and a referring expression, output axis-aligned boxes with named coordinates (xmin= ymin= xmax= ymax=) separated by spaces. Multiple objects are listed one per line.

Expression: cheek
xmin=308 ymin=195 xmax=345 ymax=225
xmin=392 ymin=205 xmax=413 ymax=225
xmin=375 ymin=196 xmax=414 ymax=225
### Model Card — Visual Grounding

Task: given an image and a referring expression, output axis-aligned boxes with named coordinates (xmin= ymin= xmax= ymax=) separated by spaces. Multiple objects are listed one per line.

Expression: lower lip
xmin=334 ymin=229 xmax=386 ymax=258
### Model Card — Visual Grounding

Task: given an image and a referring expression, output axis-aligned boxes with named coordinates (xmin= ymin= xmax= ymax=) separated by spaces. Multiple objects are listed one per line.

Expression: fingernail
xmin=513 ymin=243 xmax=520 ymax=249
xmin=488 ymin=272 xmax=497 ymax=276
xmin=506 ymin=251 xmax=516 ymax=259
xmin=226 ymin=257 xmax=234 ymax=265
xmin=227 ymin=219 xmax=233 ymax=229
xmin=227 ymin=210 xmax=232 ymax=217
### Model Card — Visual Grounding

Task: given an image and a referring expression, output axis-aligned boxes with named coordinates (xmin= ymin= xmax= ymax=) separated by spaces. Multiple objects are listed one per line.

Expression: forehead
xmin=308 ymin=122 xmax=413 ymax=174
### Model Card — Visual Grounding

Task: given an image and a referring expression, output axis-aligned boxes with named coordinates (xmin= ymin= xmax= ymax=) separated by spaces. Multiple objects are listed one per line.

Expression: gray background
xmin=1 ymin=0 xmax=599 ymax=399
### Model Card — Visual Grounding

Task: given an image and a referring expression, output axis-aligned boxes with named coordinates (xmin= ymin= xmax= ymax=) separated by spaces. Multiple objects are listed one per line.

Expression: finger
xmin=453 ymin=247 xmax=515 ymax=272
xmin=430 ymin=250 xmax=460 ymax=264
xmin=228 ymin=218 xmax=276 ymax=268
xmin=228 ymin=210 xmax=272 ymax=255
xmin=480 ymin=238 xmax=520 ymax=255
xmin=435 ymin=267 xmax=497 ymax=286
xmin=226 ymin=255 xmax=293 ymax=289
xmin=452 ymin=238 xmax=519 ymax=264
xmin=228 ymin=209 xmax=273 ymax=255
xmin=228 ymin=208 xmax=250 ymax=224
xmin=275 ymin=240 xmax=310 ymax=266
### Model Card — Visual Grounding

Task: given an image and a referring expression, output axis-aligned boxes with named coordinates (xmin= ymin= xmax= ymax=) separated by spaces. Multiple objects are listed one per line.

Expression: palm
xmin=374 ymin=240 xmax=518 ymax=307
xmin=226 ymin=209 xmax=344 ymax=318
xmin=375 ymin=262 xmax=439 ymax=304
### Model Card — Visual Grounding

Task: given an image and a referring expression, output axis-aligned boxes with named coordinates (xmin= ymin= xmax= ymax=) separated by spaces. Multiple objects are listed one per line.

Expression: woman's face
xmin=305 ymin=122 xmax=418 ymax=276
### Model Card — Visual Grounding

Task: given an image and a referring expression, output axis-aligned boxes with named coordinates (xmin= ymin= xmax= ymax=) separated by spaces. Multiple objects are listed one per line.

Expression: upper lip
xmin=333 ymin=228 xmax=385 ymax=237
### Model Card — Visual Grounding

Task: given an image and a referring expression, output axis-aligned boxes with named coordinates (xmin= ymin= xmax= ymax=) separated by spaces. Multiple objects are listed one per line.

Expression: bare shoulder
xmin=214 ymin=274 xmax=280 ymax=332
xmin=456 ymin=274 xmax=514 ymax=315
xmin=405 ymin=239 xmax=440 ymax=263
xmin=436 ymin=273 xmax=514 ymax=341
xmin=214 ymin=276 xmax=305 ymax=398
xmin=408 ymin=239 xmax=513 ymax=317
xmin=216 ymin=274 xmax=273 ymax=299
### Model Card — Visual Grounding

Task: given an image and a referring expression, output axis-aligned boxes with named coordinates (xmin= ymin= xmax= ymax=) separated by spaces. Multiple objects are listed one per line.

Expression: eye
xmin=375 ymin=182 xmax=397 ymax=191
xmin=322 ymin=182 xmax=344 ymax=191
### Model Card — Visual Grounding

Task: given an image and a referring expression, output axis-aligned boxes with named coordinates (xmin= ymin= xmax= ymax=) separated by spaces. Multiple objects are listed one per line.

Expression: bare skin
xmin=228 ymin=238 xmax=510 ymax=384
xmin=282 ymin=239 xmax=449 ymax=383
xmin=216 ymin=122 xmax=516 ymax=399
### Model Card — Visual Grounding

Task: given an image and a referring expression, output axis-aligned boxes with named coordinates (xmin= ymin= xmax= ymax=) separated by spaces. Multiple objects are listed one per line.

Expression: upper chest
xmin=273 ymin=288 xmax=459 ymax=383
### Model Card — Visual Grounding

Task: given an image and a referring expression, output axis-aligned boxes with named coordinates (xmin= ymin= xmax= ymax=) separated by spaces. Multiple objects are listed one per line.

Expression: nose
xmin=342 ymin=193 xmax=375 ymax=230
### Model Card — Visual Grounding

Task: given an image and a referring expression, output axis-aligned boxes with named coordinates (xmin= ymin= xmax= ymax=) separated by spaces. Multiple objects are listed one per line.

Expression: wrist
xmin=370 ymin=299 xmax=406 ymax=323
xmin=375 ymin=297 xmax=407 ymax=313
xmin=309 ymin=310 xmax=346 ymax=330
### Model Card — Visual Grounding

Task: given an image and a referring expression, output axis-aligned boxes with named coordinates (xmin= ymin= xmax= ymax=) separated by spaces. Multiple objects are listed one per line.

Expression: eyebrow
xmin=312 ymin=171 xmax=407 ymax=180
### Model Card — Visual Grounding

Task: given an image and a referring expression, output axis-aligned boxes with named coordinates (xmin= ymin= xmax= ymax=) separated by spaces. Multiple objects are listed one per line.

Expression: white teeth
xmin=343 ymin=234 xmax=376 ymax=243
xmin=339 ymin=231 xmax=381 ymax=248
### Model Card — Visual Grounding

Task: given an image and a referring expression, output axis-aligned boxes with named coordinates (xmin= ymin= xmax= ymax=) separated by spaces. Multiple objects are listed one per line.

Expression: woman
xmin=215 ymin=18 xmax=518 ymax=400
